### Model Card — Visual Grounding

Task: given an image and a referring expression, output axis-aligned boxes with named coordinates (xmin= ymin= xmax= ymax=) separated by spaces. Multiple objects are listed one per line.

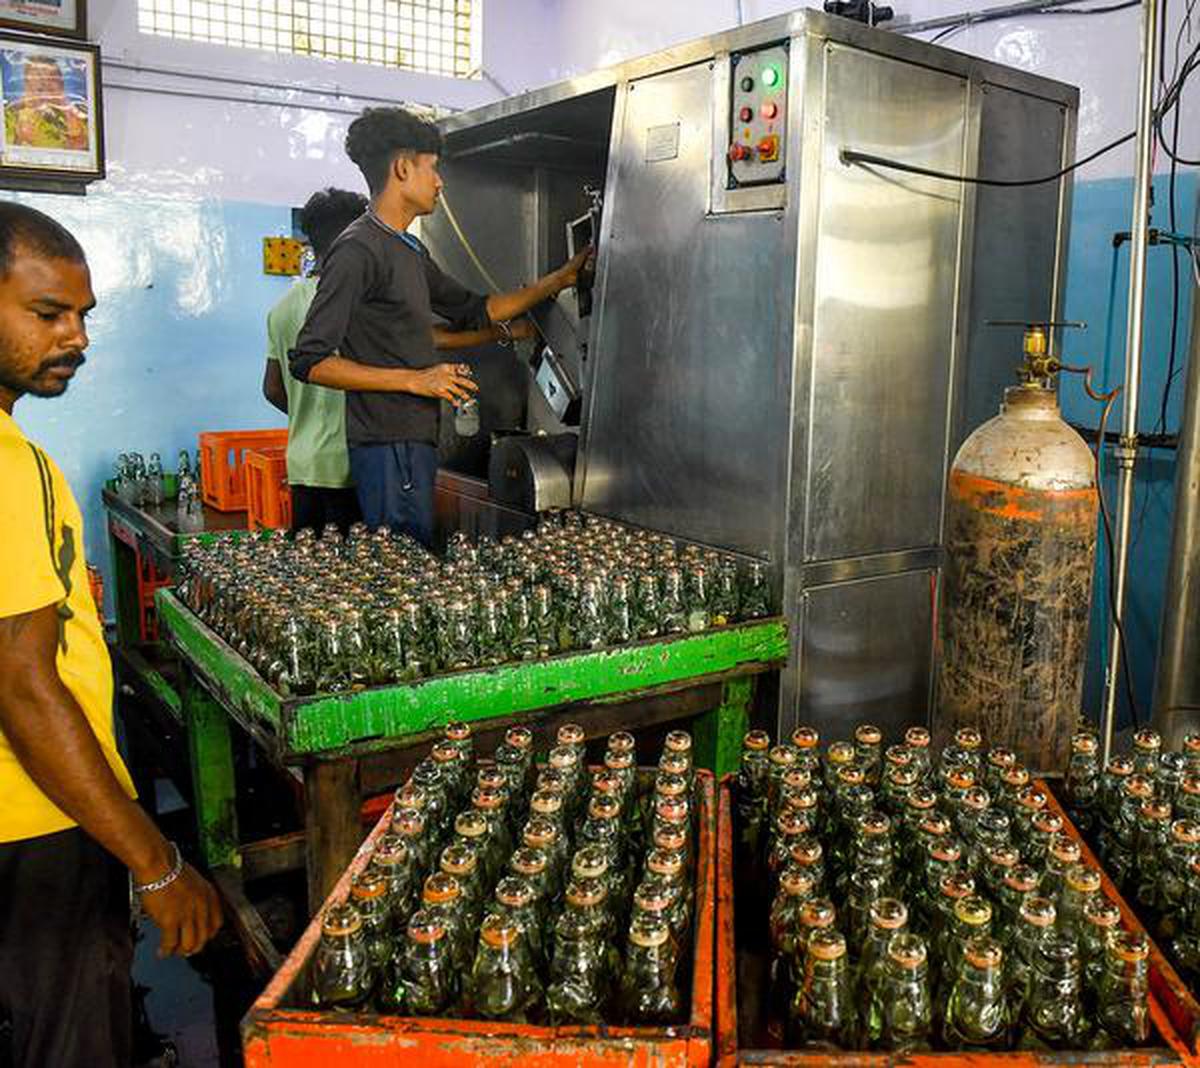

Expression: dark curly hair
xmin=0 ymin=200 xmax=84 ymax=278
xmin=345 ymin=107 xmax=443 ymax=196
xmin=298 ymin=187 xmax=368 ymax=262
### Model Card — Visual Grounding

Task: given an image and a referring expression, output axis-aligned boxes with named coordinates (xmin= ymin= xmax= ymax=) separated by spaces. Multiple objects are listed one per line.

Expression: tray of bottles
xmin=1055 ymin=727 xmax=1200 ymax=1059
xmin=174 ymin=510 xmax=773 ymax=699
xmin=243 ymin=722 xmax=717 ymax=1067
xmin=713 ymin=724 xmax=1192 ymax=1066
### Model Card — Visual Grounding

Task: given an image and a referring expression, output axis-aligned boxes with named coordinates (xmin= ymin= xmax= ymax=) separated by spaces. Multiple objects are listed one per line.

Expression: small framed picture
xmin=0 ymin=34 xmax=102 ymax=182
xmin=0 ymin=1 xmax=86 ymax=40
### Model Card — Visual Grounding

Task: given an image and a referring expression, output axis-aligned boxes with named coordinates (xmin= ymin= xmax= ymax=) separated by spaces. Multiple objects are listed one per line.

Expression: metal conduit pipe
xmin=1102 ymin=0 xmax=1160 ymax=764
xmin=895 ymin=0 xmax=1101 ymax=35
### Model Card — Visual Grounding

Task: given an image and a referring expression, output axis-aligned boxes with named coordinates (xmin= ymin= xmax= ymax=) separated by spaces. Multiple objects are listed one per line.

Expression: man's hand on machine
xmin=413 ymin=362 xmax=479 ymax=404
xmin=553 ymin=246 xmax=594 ymax=292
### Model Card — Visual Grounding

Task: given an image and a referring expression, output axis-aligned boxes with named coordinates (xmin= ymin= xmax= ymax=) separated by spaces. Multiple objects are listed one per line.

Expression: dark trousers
xmin=290 ymin=484 xmax=362 ymax=536
xmin=348 ymin=441 xmax=438 ymax=547
xmin=0 ymin=828 xmax=132 ymax=1068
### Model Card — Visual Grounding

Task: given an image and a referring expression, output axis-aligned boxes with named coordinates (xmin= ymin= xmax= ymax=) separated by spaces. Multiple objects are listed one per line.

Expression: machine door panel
xmin=804 ymin=45 xmax=967 ymax=562
xmin=580 ymin=61 xmax=791 ymax=558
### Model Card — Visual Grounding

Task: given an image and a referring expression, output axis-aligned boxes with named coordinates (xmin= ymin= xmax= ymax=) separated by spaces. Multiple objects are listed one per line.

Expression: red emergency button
xmin=758 ymin=135 xmax=780 ymax=162
xmin=739 ymin=106 xmax=754 ymax=122
xmin=760 ymin=101 xmax=779 ymax=120
xmin=728 ymin=142 xmax=752 ymax=162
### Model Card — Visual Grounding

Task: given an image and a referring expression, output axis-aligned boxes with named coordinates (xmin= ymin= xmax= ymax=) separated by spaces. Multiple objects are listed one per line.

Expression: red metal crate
xmin=199 ymin=428 xmax=287 ymax=512
xmin=243 ymin=769 xmax=717 ymax=1067
xmin=715 ymin=776 xmax=1193 ymax=1067
xmin=245 ymin=446 xmax=292 ymax=531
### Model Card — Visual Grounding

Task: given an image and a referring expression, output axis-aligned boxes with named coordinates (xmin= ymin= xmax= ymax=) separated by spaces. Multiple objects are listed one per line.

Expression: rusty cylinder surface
xmin=937 ymin=385 xmax=1098 ymax=776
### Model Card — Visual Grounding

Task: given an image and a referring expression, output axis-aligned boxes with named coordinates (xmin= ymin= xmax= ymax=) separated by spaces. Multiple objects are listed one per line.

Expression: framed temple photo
xmin=0 ymin=34 xmax=102 ymax=181
xmin=0 ymin=1 xmax=86 ymax=40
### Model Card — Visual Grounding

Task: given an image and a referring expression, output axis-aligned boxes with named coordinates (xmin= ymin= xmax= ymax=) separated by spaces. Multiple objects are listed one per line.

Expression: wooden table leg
xmin=181 ymin=670 xmax=240 ymax=869
xmin=695 ymin=675 xmax=756 ymax=778
xmin=304 ymin=758 xmax=362 ymax=914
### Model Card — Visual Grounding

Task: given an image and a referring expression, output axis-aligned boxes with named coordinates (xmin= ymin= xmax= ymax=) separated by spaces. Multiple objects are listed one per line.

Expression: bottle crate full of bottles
xmin=713 ymin=723 xmax=1193 ymax=1066
xmin=242 ymin=721 xmax=718 ymax=1068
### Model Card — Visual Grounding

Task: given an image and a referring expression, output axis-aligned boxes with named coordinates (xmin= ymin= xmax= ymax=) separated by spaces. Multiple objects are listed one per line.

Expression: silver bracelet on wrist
xmin=132 ymin=841 xmax=184 ymax=895
xmin=496 ymin=319 xmax=513 ymax=347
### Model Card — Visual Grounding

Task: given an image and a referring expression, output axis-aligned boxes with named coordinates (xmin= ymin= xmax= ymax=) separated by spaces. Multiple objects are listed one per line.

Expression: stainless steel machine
xmin=423 ymin=8 xmax=1079 ymax=740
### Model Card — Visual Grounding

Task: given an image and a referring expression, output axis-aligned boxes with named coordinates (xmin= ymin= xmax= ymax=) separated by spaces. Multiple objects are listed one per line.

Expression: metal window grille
xmin=137 ymin=0 xmax=479 ymax=79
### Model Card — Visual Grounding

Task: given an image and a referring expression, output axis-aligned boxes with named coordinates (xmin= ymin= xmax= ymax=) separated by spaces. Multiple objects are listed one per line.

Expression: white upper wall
xmin=88 ymin=0 xmax=1195 ymax=204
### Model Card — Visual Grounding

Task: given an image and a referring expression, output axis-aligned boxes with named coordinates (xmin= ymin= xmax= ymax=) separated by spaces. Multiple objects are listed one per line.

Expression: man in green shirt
xmin=264 ymin=188 xmax=367 ymax=533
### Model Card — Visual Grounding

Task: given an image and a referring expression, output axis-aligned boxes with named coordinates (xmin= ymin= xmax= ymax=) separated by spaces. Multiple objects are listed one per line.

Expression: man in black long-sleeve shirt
xmin=290 ymin=107 xmax=587 ymax=545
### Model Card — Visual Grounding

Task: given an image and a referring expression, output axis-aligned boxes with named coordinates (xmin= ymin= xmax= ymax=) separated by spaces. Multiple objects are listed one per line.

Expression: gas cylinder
xmin=937 ymin=331 xmax=1098 ymax=776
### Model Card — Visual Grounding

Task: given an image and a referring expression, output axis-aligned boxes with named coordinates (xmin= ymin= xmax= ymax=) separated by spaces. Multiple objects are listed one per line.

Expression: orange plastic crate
xmin=243 ymin=770 xmax=717 ymax=1068
xmin=199 ymin=428 xmax=287 ymax=512
xmin=245 ymin=445 xmax=292 ymax=531
xmin=714 ymin=776 xmax=1194 ymax=1067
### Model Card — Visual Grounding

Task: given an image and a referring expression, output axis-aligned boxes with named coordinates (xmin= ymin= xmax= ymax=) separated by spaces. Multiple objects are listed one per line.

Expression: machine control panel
xmin=727 ymin=43 xmax=788 ymax=187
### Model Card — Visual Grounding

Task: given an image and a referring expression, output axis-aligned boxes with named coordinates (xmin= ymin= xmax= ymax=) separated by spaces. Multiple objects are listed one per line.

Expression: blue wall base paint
xmin=3 ymin=191 xmax=291 ymax=606
xmin=1059 ymin=172 xmax=1198 ymax=731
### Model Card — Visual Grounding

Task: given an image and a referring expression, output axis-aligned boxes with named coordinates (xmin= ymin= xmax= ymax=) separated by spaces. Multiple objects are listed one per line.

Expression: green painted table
xmin=157 ymin=589 xmax=788 ymax=919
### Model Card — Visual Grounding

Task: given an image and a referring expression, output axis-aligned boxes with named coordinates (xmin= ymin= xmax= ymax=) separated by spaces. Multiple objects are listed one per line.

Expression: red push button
xmin=739 ymin=106 xmax=754 ymax=122
xmin=728 ymin=142 xmax=751 ymax=162
xmin=758 ymin=135 xmax=779 ymax=162
xmin=760 ymin=101 xmax=779 ymax=120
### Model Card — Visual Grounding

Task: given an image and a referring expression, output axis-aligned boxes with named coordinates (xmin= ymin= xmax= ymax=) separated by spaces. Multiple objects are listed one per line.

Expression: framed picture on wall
xmin=0 ymin=34 xmax=102 ymax=183
xmin=0 ymin=1 xmax=86 ymax=40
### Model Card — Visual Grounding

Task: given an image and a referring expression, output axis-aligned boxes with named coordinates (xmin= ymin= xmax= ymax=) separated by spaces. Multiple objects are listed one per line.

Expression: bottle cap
xmin=565 ymin=877 xmax=607 ymax=908
xmin=407 ymin=909 xmax=447 ymax=945
xmin=392 ymin=810 xmax=427 ymax=837
xmin=964 ymin=935 xmax=1004 ymax=970
xmin=647 ymin=848 xmax=685 ymax=879
xmin=782 ymin=767 xmax=812 ymax=792
xmin=1084 ymin=897 xmax=1121 ymax=929
xmin=800 ymin=898 xmax=836 ymax=930
xmin=769 ymin=745 xmax=798 ymax=768
xmin=476 ymin=768 xmax=506 ymax=792
xmin=855 ymin=724 xmax=882 ymax=746
xmin=1141 ymin=799 xmax=1172 ymax=822
xmin=633 ymin=877 xmax=673 ymax=914
xmin=1125 ymin=775 xmax=1154 ymax=800
xmin=885 ymin=745 xmax=914 ymax=767
xmin=607 ymin=730 xmax=636 ymax=754
xmin=589 ymin=794 xmax=621 ymax=821
xmin=859 ymin=811 xmax=891 ymax=836
xmin=954 ymin=895 xmax=992 ymax=927
xmin=350 ymin=870 xmax=389 ymax=902
xmin=505 ymin=725 xmax=533 ymax=750
xmin=743 ymin=729 xmax=771 ymax=752
xmin=940 ymin=873 xmax=975 ymax=900
xmin=988 ymin=746 xmax=1017 ymax=768
xmin=481 ymin=915 xmax=520 ymax=949
xmin=790 ymin=837 xmax=824 ymax=867
xmin=955 ymin=727 xmax=983 ymax=751
xmin=1031 ymin=811 xmax=1064 ymax=836
xmin=1133 ymin=728 xmax=1162 ymax=752
xmin=869 ymin=897 xmax=908 ymax=930
xmin=1173 ymin=819 xmax=1200 ymax=845
xmin=371 ymin=833 xmax=410 ymax=867
xmin=629 ymin=915 xmax=671 ymax=948
xmin=1112 ymin=930 xmax=1149 ymax=962
xmin=321 ymin=902 xmax=363 ymax=937
xmin=659 ymin=751 xmax=690 ymax=779
xmin=445 ymin=720 xmax=471 ymax=743
xmin=930 ymin=840 xmax=962 ymax=865
xmin=1017 ymin=786 xmax=1047 ymax=812
xmin=572 ymin=846 xmax=609 ymax=880
xmin=986 ymin=844 xmax=1020 ymax=869
xmin=1005 ymin=865 xmax=1041 ymax=894
xmin=827 ymin=741 xmax=855 ymax=766
xmin=455 ymin=811 xmax=488 ymax=839
xmin=1107 ymin=755 xmax=1134 ymax=777
xmin=1184 ymin=773 xmax=1200 ymax=797
xmin=808 ymin=928 xmax=847 ymax=961
xmin=963 ymin=787 xmax=990 ymax=812
xmin=905 ymin=726 xmax=931 ymax=749
xmin=1002 ymin=766 xmax=1032 ymax=789
xmin=780 ymin=866 xmax=818 ymax=898
xmin=431 ymin=740 xmax=460 ymax=766
xmin=1048 ymin=834 xmax=1081 ymax=866
xmin=1071 ymin=733 xmax=1098 ymax=756
xmin=907 ymin=787 xmax=938 ymax=812
xmin=530 ymin=789 xmax=563 ymax=816
xmin=665 ymin=730 xmax=692 ymax=754
xmin=1020 ymin=896 xmax=1057 ymax=928
xmin=655 ymin=773 xmax=689 ymax=800
xmin=945 ymin=767 xmax=975 ymax=791
xmin=886 ymin=932 xmax=925 ymax=969
xmin=791 ymin=726 xmax=820 ymax=750
xmin=654 ymin=825 xmax=688 ymax=854
xmin=495 ymin=876 xmax=534 ymax=908
xmin=558 ymin=723 xmax=585 ymax=747
xmin=422 ymin=872 xmax=461 ymax=905
xmin=548 ymin=745 xmax=578 ymax=770
xmin=920 ymin=814 xmax=951 ymax=837
xmin=440 ymin=844 xmax=477 ymax=877
xmin=393 ymin=783 xmax=428 ymax=812
xmin=1066 ymin=864 xmax=1102 ymax=894
xmin=472 ymin=787 xmax=503 ymax=812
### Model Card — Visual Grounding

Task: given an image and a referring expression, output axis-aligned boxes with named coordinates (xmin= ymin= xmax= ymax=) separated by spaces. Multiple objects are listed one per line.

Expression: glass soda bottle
xmin=617 ymin=914 xmax=682 ymax=1024
xmin=869 ymin=932 xmax=933 ymax=1053
xmin=1094 ymin=930 xmax=1152 ymax=1048
xmin=545 ymin=905 xmax=608 ymax=1024
xmin=791 ymin=927 xmax=855 ymax=1050
xmin=349 ymin=869 xmax=393 ymax=974
xmin=468 ymin=914 xmax=543 ymax=1022
xmin=943 ymin=934 xmax=1009 ymax=1051
xmin=1018 ymin=934 xmax=1088 ymax=1050
xmin=399 ymin=908 xmax=459 ymax=1015
xmin=311 ymin=902 xmax=374 ymax=1009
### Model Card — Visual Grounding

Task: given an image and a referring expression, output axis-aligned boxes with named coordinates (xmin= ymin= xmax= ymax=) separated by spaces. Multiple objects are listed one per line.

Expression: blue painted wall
xmin=4 ymin=190 xmax=291 ymax=600
xmin=1059 ymin=172 xmax=1199 ymax=730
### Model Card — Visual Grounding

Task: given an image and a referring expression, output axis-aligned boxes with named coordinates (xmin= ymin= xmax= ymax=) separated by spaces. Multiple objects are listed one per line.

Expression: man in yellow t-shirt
xmin=0 ymin=203 xmax=221 ymax=1068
